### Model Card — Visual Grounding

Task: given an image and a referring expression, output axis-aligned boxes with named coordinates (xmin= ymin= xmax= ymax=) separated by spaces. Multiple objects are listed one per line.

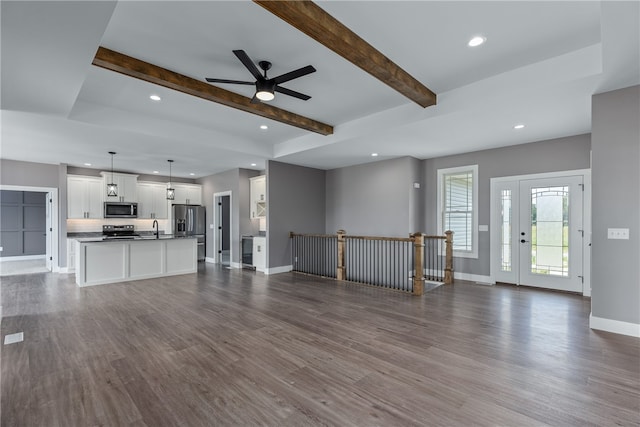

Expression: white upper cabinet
xmin=100 ymin=172 xmax=138 ymax=202
xmin=137 ymin=182 xmax=169 ymax=219
xmin=249 ymin=175 xmax=266 ymax=219
xmin=67 ymin=176 xmax=103 ymax=219
xmin=172 ymin=183 xmax=202 ymax=205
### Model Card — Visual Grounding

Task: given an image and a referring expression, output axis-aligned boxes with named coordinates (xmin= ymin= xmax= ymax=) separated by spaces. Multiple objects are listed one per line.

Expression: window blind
xmin=443 ymin=171 xmax=473 ymax=252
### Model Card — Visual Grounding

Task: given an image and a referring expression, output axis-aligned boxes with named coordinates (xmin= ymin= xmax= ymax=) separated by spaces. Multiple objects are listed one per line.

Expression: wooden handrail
xmin=289 ymin=231 xmax=337 ymax=238
xmin=344 ymin=235 xmax=413 ymax=242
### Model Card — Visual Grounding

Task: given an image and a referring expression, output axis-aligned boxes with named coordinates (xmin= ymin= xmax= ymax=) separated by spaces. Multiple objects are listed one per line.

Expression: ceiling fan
xmin=206 ymin=50 xmax=316 ymax=103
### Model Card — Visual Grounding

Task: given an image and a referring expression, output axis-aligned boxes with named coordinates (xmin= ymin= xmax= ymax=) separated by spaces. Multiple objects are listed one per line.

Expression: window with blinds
xmin=437 ymin=165 xmax=478 ymax=258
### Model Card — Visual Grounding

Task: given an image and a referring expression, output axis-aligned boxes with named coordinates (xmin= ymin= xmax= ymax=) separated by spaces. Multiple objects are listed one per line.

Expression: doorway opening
xmin=0 ymin=185 xmax=59 ymax=275
xmin=490 ymin=170 xmax=591 ymax=295
xmin=213 ymin=191 xmax=232 ymax=266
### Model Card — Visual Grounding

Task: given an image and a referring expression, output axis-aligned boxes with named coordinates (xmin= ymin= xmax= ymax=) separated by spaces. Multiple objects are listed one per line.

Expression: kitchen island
xmin=75 ymin=236 xmax=197 ymax=287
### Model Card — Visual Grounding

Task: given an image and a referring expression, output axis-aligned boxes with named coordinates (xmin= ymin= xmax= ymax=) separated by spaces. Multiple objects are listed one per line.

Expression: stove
xmin=102 ymin=224 xmax=139 ymax=240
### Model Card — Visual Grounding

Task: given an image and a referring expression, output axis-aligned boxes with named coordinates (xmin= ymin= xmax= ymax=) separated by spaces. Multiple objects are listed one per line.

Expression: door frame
xmin=490 ymin=169 xmax=591 ymax=296
xmin=0 ymin=184 xmax=59 ymax=272
xmin=212 ymin=190 xmax=232 ymax=266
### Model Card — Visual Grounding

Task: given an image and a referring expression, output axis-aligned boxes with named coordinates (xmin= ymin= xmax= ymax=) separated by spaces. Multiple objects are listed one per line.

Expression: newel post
xmin=444 ymin=230 xmax=454 ymax=284
xmin=337 ymin=229 xmax=346 ymax=281
xmin=412 ymin=232 xmax=424 ymax=296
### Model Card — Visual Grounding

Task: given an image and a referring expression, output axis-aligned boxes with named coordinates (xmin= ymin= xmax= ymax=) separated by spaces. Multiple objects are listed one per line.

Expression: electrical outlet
xmin=0 ymin=246 xmax=3 ymax=252
xmin=607 ymin=228 xmax=629 ymax=240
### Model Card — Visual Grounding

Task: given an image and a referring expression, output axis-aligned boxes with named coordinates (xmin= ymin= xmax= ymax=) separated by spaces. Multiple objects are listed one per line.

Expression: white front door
xmin=518 ymin=176 xmax=583 ymax=292
xmin=491 ymin=173 xmax=585 ymax=293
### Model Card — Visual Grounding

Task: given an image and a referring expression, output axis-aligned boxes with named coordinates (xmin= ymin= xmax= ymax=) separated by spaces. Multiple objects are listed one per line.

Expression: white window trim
xmin=437 ymin=164 xmax=478 ymax=259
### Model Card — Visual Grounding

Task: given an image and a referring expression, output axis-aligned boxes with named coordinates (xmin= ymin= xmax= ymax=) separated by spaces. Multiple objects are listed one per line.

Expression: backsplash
xmin=67 ymin=218 xmax=171 ymax=233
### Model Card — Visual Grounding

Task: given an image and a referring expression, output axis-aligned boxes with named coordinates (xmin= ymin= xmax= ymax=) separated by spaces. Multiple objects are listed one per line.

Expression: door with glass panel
xmin=493 ymin=176 xmax=583 ymax=292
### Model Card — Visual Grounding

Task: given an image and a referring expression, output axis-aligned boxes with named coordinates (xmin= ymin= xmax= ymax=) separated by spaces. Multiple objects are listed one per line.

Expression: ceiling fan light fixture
xmin=256 ymin=90 xmax=275 ymax=101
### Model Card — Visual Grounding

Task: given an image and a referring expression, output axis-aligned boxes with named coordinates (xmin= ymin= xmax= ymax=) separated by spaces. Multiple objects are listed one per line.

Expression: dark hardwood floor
xmin=1 ymin=264 xmax=639 ymax=426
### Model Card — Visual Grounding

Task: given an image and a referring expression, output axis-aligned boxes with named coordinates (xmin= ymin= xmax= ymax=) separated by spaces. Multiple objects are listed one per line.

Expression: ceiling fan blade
xmin=205 ymin=78 xmax=254 ymax=85
xmin=272 ymin=65 xmax=316 ymax=85
xmin=233 ymin=50 xmax=263 ymax=81
xmin=274 ymin=85 xmax=311 ymax=101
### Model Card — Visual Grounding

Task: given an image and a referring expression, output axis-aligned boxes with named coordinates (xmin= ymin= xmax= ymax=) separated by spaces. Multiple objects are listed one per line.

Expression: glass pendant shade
xmin=107 ymin=182 xmax=118 ymax=197
xmin=166 ymin=159 xmax=174 ymax=200
xmin=107 ymin=151 xmax=118 ymax=197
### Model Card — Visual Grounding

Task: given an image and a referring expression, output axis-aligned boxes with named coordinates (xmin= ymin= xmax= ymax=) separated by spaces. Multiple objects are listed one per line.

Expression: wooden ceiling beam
xmin=92 ymin=47 xmax=333 ymax=136
xmin=253 ymin=0 xmax=436 ymax=108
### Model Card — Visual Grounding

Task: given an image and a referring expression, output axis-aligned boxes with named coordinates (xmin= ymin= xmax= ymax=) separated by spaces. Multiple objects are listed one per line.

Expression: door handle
xmin=520 ymin=239 xmax=529 ymax=243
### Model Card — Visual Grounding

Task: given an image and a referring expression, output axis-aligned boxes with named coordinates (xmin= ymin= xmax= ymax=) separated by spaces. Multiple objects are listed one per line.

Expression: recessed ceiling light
xmin=260 ymin=125 xmax=268 ymax=130
xmin=149 ymin=94 xmax=161 ymax=101
xmin=468 ymin=36 xmax=486 ymax=47
xmin=371 ymin=153 xmax=378 ymax=157
xmin=251 ymin=163 xmax=257 ymax=167
xmin=84 ymin=163 xmax=92 ymax=166
xmin=153 ymin=170 xmax=159 ymax=174
xmin=189 ymin=173 xmax=195 ymax=176
xmin=514 ymin=124 xmax=525 ymax=129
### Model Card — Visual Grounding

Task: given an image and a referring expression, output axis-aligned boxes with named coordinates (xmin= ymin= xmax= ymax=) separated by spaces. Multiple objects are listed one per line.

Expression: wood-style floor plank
xmin=1 ymin=265 xmax=639 ymax=426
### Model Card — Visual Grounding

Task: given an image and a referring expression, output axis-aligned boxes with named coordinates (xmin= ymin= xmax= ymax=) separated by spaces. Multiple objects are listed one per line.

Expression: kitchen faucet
xmin=152 ymin=219 xmax=159 ymax=239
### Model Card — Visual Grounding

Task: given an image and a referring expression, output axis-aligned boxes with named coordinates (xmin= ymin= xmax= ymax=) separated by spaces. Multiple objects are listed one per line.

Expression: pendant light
xmin=166 ymin=159 xmax=175 ymax=200
xmin=106 ymin=151 xmax=118 ymax=197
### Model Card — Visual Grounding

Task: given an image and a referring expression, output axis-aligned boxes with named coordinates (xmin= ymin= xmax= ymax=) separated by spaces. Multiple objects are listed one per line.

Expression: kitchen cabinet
xmin=172 ymin=183 xmax=202 ymax=205
xmin=67 ymin=238 xmax=77 ymax=272
xmin=252 ymin=236 xmax=266 ymax=271
xmin=249 ymin=175 xmax=266 ymax=219
xmin=100 ymin=172 xmax=138 ymax=202
xmin=75 ymin=237 xmax=197 ymax=287
xmin=137 ymin=182 xmax=169 ymax=219
xmin=67 ymin=176 xmax=103 ymax=219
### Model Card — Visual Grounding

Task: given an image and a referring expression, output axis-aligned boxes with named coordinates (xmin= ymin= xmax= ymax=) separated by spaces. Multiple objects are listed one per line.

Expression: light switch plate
xmin=209 ymin=224 xmax=214 ymax=229
xmin=607 ymin=228 xmax=629 ymax=240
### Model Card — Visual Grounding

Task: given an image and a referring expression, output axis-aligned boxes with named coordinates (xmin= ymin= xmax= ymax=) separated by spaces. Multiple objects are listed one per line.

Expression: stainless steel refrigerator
xmin=173 ymin=204 xmax=206 ymax=261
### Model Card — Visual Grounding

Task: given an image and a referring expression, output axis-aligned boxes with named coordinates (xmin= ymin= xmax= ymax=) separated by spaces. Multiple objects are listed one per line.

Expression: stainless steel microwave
xmin=104 ymin=202 xmax=138 ymax=218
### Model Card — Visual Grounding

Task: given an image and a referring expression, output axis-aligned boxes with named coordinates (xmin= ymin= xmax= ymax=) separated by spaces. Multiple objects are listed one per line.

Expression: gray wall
xmin=422 ymin=134 xmax=592 ymax=276
xmin=1 ymin=159 xmax=59 ymax=187
xmin=591 ymin=85 xmax=640 ymax=325
xmin=326 ymin=156 xmax=422 ymax=237
xmin=267 ymin=161 xmax=326 ymax=269
xmin=197 ymin=168 xmax=259 ymax=263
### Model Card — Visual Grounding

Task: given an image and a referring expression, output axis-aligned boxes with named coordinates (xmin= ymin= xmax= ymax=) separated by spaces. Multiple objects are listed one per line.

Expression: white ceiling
xmin=1 ymin=1 xmax=638 ymax=178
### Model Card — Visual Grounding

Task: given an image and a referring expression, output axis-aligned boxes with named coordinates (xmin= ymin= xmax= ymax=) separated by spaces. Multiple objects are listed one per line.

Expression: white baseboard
xmin=0 ymin=254 xmax=46 ymax=262
xmin=590 ymin=314 xmax=640 ymax=338
xmin=230 ymin=261 xmax=242 ymax=269
xmin=58 ymin=267 xmax=73 ymax=274
xmin=265 ymin=265 xmax=293 ymax=275
xmin=205 ymin=257 xmax=216 ymax=264
xmin=454 ymin=272 xmax=494 ymax=284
